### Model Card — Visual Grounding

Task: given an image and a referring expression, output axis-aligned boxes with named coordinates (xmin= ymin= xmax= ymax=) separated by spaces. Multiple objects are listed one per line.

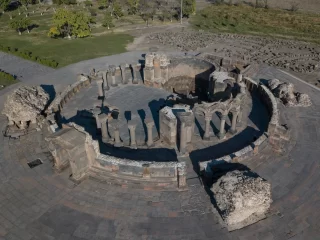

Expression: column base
xmin=111 ymin=84 xmax=118 ymax=87
xmin=203 ymin=135 xmax=211 ymax=141
xmin=218 ymin=132 xmax=225 ymax=139
xmin=132 ymin=79 xmax=139 ymax=84
xmin=130 ymin=143 xmax=137 ymax=149
xmin=102 ymin=137 xmax=109 ymax=144
xmin=229 ymin=129 xmax=238 ymax=135
xmin=146 ymin=142 xmax=154 ymax=148
xmin=114 ymin=142 xmax=123 ymax=147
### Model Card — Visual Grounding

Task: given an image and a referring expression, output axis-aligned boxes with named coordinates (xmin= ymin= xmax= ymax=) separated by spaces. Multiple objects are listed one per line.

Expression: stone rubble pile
xmin=2 ymin=86 xmax=49 ymax=129
xmin=267 ymin=79 xmax=312 ymax=107
xmin=211 ymin=170 xmax=272 ymax=231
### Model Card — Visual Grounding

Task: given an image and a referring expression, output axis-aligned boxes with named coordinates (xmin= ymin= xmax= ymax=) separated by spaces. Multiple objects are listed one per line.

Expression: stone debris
xmin=267 ymin=79 xmax=312 ymax=107
xmin=148 ymin=31 xmax=320 ymax=73
xmin=2 ymin=86 xmax=49 ymax=129
xmin=211 ymin=170 xmax=272 ymax=231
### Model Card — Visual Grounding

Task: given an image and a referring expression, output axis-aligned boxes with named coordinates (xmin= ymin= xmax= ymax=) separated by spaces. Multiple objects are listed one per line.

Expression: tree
xmin=50 ymin=8 xmax=90 ymax=38
xmin=20 ymin=0 xmax=30 ymax=10
xmin=0 ymin=0 xmax=10 ymax=15
xmin=102 ymin=11 xmax=114 ymax=29
xmin=10 ymin=18 xmax=31 ymax=35
xmin=113 ymin=0 xmax=123 ymax=19
xmin=127 ymin=0 xmax=139 ymax=15
xmin=181 ymin=0 xmax=195 ymax=17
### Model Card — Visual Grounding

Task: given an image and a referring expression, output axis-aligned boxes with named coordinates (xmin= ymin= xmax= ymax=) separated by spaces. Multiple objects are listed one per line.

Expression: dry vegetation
xmin=192 ymin=4 xmax=320 ymax=43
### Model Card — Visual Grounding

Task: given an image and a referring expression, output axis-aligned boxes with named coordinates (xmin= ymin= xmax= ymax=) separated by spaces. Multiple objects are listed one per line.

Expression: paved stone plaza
xmin=0 ymin=52 xmax=320 ymax=239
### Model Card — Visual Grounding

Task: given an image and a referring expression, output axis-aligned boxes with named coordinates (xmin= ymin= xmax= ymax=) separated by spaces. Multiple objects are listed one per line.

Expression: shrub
xmin=0 ymin=44 xmax=59 ymax=68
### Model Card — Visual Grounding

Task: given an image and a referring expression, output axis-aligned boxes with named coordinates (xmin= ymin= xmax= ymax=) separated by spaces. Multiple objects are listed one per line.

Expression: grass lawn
xmin=0 ymin=77 xmax=19 ymax=90
xmin=191 ymin=4 xmax=320 ymax=43
xmin=0 ymin=4 xmax=134 ymax=67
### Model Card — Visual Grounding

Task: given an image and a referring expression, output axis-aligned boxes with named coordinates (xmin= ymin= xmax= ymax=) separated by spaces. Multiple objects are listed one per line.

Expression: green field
xmin=192 ymin=4 xmax=320 ymax=43
xmin=0 ymin=77 xmax=19 ymax=90
xmin=0 ymin=4 xmax=135 ymax=67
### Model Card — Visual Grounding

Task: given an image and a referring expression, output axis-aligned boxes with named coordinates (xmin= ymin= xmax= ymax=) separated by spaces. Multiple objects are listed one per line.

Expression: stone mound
xmin=267 ymin=79 xmax=312 ymax=107
xmin=2 ymin=86 xmax=49 ymax=128
xmin=211 ymin=170 xmax=272 ymax=231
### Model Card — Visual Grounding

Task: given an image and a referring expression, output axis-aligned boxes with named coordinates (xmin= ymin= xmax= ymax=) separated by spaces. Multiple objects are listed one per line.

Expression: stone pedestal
xmin=128 ymin=120 xmax=137 ymax=148
xmin=145 ymin=118 xmax=155 ymax=147
xmin=177 ymin=112 xmax=194 ymax=154
xmin=153 ymin=56 xmax=161 ymax=79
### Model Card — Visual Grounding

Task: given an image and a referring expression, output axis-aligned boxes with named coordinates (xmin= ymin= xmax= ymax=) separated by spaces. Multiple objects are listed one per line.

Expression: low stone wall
xmin=46 ymin=75 xmax=91 ymax=115
xmin=66 ymin=123 xmax=187 ymax=190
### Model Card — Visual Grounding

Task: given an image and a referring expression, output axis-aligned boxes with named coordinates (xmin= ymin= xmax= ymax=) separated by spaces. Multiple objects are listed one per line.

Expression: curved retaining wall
xmin=199 ymin=77 xmax=280 ymax=173
xmin=69 ymin=123 xmax=187 ymax=191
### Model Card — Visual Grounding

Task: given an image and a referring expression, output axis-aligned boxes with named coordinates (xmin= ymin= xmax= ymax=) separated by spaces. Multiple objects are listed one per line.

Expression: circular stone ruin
xmin=43 ymin=51 xmax=289 ymax=230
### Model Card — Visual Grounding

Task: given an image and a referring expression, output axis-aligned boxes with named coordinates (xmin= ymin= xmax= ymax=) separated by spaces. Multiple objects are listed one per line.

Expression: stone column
xmin=230 ymin=111 xmax=238 ymax=134
xmin=145 ymin=118 xmax=154 ymax=147
xmin=177 ymin=167 xmax=187 ymax=189
xmin=237 ymin=73 xmax=243 ymax=83
xmin=103 ymin=71 xmax=109 ymax=91
xmin=153 ymin=55 xmax=161 ymax=79
xmin=96 ymin=79 xmax=104 ymax=98
xmin=203 ymin=114 xmax=212 ymax=141
xmin=109 ymin=65 xmax=117 ymax=87
xmin=179 ymin=121 xmax=187 ymax=154
xmin=128 ymin=120 xmax=137 ymax=148
xmin=92 ymin=108 xmax=101 ymax=130
xmin=237 ymin=110 xmax=242 ymax=123
xmin=113 ymin=119 xmax=123 ymax=147
xmin=120 ymin=63 xmax=128 ymax=84
xmin=99 ymin=113 xmax=109 ymax=143
xmin=218 ymin=114 xmax=227 ymax=139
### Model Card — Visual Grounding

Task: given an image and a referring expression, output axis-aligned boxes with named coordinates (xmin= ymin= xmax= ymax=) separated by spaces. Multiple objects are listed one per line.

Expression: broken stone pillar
xmin=126 ymin=64 xmax=133 ymax=84
xmin=160 ymin=54 xmax=169 ymax=84
xmin=128 ymin=120 xmax=137 ymax=148
xmin=218 ymin=114 xmax=227 ymax=139
xmin=115 ymin=67 xmax=121 ymax=85
xmin=144 ymin=53 xmax=154 ymax=86
xmin=103 ymin=71 xmax=109 ymax=91
xmin=177 ymin=167 xmax=187 ymax=189
xmin=109 ymin=65 xmax=117 ymax=87
xmin=145 ymin=118 xmax=155 ymax=147
xmin=203 ymin=115 xmax=212 ymax=141
xmin=142 ymin=163 xmax=151 ymax=178
xmin=120 ymin=63 xmax=128 ymax=85
xmin=177 ymin=112 xmax=194 ymax=154
xmin=113 ymin=119 xmax=122 ymax=147
xmin=153 ymin=55 xmax=161 ymax=80
xmin=230 ymin=111 xmax=238 ymax=134
xmin=96 ymin=79 xmax=104 ymax=98
xmin=99 ymin=113 xmax=109 ymax=143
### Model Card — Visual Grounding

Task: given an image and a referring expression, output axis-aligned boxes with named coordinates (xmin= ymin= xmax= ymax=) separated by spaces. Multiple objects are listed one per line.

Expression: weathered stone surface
xmin=2 ymin=86 xmax=49 ymax=127
xmin=211 ymin=170 xmax=272 ymax=231
xmin=267 ymin=79 xmax=312 ymax=107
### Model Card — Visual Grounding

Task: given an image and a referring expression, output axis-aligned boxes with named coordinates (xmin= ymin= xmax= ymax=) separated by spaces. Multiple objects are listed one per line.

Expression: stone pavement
xmin=0 ymin=53 xmax=320 ymax=239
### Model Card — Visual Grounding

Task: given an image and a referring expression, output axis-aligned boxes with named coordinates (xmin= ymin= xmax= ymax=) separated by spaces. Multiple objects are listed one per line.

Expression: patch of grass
xmin=191 ymin=4 xmax=320 ymax=43
xmin=0 ymin=33 xmax=133 ymax=67
xmin=0 ymin=4 xmax=133 ymax=67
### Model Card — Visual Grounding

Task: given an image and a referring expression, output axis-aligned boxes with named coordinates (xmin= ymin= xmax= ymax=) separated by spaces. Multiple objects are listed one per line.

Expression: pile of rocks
xmin=2 ymin=86 xmax=49 ymax=130
xmin=267 ymin=79 xmax=312 ymax=107
xmin=211 ymin=170 xmax=272 ymax=231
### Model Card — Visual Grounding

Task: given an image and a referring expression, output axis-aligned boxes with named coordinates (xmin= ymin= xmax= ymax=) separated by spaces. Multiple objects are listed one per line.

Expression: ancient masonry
xmin=2 ymin=51 xmax=301 ymax=231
